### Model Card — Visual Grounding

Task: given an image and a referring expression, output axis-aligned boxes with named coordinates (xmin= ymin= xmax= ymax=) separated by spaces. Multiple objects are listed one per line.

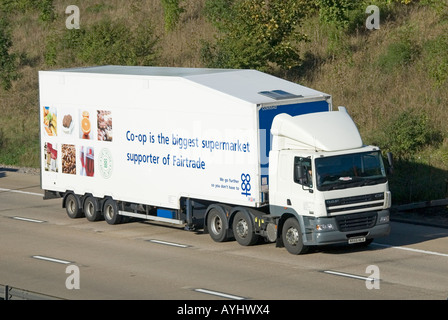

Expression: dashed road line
xmin=323 ymin=270 xmax=377 ymax=282
xmin=12 ymin=216 xmax=46 ymax=223
xmin=32 ymin=255 xmax=73 ymax=265
xmin=0 ymin=188 xmax=43 ymax=197
xmin=194 ymin=288 xmax=246 ymax=300
xmin=372 ymin=243 xmax=448 ymax=258
xmin=146 ymin=239 xmax=191 ymax=248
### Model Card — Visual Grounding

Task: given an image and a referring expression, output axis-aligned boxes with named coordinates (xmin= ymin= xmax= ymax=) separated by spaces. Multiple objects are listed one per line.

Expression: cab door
xmin=290 ymin=156 xmax=316 ymax=216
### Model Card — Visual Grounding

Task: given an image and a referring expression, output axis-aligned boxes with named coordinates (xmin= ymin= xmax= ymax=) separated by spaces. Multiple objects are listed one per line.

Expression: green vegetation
xmin=377 ymin=24 xmax=421 ymax=72
xmin=1 ymin=0 xmax=447 ymax=203
xmin=0 ymin=16 xmax=19 ymax=90
xmin=45 ymin=19 xmax=158 ymax=66
xmin=161 ymin=0 xmax=185 ymax=32
xmin=202 ymin=0 xmax=309 ymax=71
xmin=380 ymin=108 xmax=442 ymax=160
xmin=423 ymin=33 xmax=448 ymax=86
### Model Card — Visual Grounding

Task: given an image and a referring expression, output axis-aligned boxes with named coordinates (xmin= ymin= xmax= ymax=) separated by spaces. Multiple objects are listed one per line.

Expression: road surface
xmin=1 ymin=169 xmax=448 ymax=302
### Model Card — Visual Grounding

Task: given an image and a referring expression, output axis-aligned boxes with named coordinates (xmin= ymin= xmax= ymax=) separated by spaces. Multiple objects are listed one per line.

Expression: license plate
xmin=348 ymin=236 xmax=366 ymax=244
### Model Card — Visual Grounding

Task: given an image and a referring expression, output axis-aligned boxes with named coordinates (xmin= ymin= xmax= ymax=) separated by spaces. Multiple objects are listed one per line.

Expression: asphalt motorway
xmin=1 ymin=170 xmax=448 ymax=301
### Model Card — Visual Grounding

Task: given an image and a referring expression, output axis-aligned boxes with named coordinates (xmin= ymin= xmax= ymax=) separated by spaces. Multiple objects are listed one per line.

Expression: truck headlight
xmin=379 ymin=215 xmax=389 ymax=224
xmin=316 ymin=223 xmax=335 ymax=231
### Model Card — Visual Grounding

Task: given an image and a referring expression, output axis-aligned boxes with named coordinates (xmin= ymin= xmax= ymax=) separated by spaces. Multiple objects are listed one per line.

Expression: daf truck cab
xmin=267 ymin=108 xmax=391 ymax=254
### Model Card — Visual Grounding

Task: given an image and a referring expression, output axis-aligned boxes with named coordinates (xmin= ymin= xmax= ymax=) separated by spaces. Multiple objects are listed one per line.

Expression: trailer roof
xmin=50 ymin=65 xmax=329 ymax=105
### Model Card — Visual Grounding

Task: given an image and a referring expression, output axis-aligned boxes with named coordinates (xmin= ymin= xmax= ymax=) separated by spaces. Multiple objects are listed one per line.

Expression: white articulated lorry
xmin=39 ymin=65 xmax=391 ymax=254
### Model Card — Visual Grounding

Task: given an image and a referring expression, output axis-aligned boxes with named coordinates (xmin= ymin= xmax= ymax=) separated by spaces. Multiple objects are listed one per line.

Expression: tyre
xmin=282 ymin=217 xmax=309 ymax=255
xmin=207 ymin=208 xmax=229 ymax=242
xmin=84 ymin=196 xmax=102 ymax=222
xmin=232 ymin=211 xmax=259 ymax=246
xmin=65 ymin=193 xmax=83 ymax=219
xmin=103 ymin=198 xmax=122 ymax=225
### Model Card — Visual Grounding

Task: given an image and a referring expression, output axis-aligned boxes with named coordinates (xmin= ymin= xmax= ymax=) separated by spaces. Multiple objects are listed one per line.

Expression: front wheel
xmin=282 ymin=217 xmax=309 ymax=255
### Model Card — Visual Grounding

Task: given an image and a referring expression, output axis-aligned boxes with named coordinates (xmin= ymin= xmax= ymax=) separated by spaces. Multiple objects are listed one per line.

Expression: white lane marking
xmin=12 ymin=216 xmax=46 ymax=223
xmin=32 ymin=255 xmax=72 ymax=264
xmin=147 ymin=239 xmax=190 ymax=248
xmin=194 ymin=288 xmax=246 ymax=300
xmin=0 ymin=187 xmax=43 ymax=197
xmin=324 ymin=270 xmax=378 ymax=282
xmin=373 ymin=243 xmax=448 ymax=258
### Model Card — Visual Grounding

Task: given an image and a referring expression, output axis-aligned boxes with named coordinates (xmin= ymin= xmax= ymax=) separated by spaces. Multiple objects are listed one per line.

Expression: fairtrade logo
xmin=99 ymin=148 xmax=113 ymax=179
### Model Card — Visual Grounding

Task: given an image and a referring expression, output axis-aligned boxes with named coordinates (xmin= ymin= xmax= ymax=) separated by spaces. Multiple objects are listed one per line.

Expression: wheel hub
xmin=67 ymin=199 xmax=76 ymax=214
xmin=211 ymin=215 xmax=222 ymax=234
xmin=285 ymin=227 xmax=299 ymax=246
xmin=235 ymin=219 xmax=249 ymax=239
xmin=104 ymin=205 xmax=113 ymax=220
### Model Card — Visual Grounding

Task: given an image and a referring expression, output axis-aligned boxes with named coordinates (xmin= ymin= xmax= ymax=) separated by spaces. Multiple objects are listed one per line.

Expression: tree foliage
xmin=0 ymin=0 xmax=56 ymax=90
xmin=317 ymin=0 xmax=362 ymax=30
xmin=382 ymin=109 xmax=443 ymax=160
xmin=45 ymin=19 xmax=159 ymax=67
xmin=161 ymin=0 xmax=185 ymax=32
xmin=0 ymin=0 xmax=56 ymax=23
xmin=423 ymin=33 xmax=448 ymax=86
xmin=202 ymin=0 xmax=310 ymax=71
xmin=0 ymin=16 xmax=19 ymax=90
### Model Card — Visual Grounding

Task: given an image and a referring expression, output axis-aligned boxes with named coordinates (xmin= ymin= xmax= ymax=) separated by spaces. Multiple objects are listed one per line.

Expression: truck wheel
xmin=282 ymin=217 xmax=309 ymax=255
xmin=65 ymin=193 xmax=83 ymax=219
xmin=232 ymin=211 xmax=259 ymax=246
xmin=207 ymin=208 xmax=228 ymax=242
xmin=84 ymin=196 xmax=102 ymax=222
xmin=103 ymin=198 xmax=122 ymax=225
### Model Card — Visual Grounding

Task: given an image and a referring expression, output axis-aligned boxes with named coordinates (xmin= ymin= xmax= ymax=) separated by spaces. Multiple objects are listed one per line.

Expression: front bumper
xmin=301 ymin=209 xmax=391 ymax=246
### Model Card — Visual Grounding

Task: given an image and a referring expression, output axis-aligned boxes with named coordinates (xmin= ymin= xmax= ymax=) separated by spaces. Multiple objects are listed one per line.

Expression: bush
xmin=377 ymin=24 xmax=420 ymax=72
xmin=0 ymin=17 xmax=19 ymax=90
xmin=0 ymin=0 xmax=56 ymax=23
xmin=202 ymin=0 xmax=308 ymax=71
xmin=161 ymin=0 xmax=185 ymax=32
xmin=317 ymin=0 xmax=365 ymax=31
xmin=423 ymin=33 xmax=448 ymax=86
xmin=45 ymin=19 xmax=159 ymax=67
xmin=381 ymin=109 xmax=443 ymax=159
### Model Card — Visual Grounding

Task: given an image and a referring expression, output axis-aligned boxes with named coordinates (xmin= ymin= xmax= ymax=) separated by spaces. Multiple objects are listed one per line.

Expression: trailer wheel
xmin=84 ymin=196 xmax=102 ymax=222
xmin=207 ymin=208 xmax=228 ymax=242
xmin=65 ymin=193 xmax=83 ymax=219
xmin=103 ymin=198 xmax=122 ymax=225
xmin=282 ymin=217 xmax=309 ymax=255
xmin=232 ymin=211 xmax=259 ymax=246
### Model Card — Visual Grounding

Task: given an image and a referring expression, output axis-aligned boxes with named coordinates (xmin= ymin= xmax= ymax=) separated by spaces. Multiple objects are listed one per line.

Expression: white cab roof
xmin=271 ymin=107 xmax=363 ymax=151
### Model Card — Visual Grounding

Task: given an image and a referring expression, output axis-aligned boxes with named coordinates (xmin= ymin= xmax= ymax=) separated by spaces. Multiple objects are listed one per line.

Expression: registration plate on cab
xmin=348 ymin=236 xmax=366 ymax=244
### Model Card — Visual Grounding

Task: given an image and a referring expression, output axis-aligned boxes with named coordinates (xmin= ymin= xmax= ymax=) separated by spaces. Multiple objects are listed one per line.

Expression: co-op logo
xmin=241 ymin=173 xmax=251 ymax=197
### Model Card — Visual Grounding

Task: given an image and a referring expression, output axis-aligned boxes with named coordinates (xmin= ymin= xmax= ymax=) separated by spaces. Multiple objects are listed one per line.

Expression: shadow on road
xmin=0 ymin=167 xmax=18 ymax=178
xmin=313 ymin=220 xmax=448 ymax=255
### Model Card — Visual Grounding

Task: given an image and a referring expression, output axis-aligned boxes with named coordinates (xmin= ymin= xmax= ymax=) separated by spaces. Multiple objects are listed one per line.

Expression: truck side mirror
xmin=386 ymin=152 xmax=394 ymax=175
xmin=295 ymin=165 xmax=305 ymax=183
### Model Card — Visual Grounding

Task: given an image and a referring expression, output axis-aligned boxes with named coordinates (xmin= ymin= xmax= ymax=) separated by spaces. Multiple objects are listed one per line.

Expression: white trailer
xmin=39 ymin=66 xmax=391 ymax=254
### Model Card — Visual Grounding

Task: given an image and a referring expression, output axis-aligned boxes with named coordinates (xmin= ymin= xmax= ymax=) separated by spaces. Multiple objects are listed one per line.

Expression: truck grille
xmin=335 ymin=211 xmax=377 ymax=232
xmin=325 ymin=193 xmax=384 ymax=214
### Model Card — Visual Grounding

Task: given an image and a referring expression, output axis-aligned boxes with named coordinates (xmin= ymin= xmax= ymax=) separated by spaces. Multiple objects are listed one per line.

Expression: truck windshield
xmin=315 ymin=151 xmax=387 ymax=191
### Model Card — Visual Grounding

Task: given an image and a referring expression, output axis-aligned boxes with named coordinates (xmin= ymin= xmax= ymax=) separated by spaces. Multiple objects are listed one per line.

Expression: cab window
xmin=294 ymin=157 xmax=313 ymax=188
